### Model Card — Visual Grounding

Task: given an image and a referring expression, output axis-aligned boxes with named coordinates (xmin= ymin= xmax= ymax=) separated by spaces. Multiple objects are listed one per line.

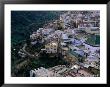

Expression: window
xmin=47 ymin=51 xmax=50 ymax=53
xmin=46 ymin=48 xmax=49 ymax=51
xmin=54 ymin=45 xmax=56 ymax=47
xmin=54 ymin=51 xmax=57 ymax=53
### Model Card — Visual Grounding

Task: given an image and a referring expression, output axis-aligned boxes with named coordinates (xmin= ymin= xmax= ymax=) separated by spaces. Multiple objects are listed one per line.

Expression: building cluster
xmin=29 ymin=11 xmax=100 ymax=77
xmin=30 ymin=67 xmax=59 ymax=77
xmin=60 ymin=11 xmax=100 ymax=28
xmin=30 ymin=64 xmax=95 ymax=77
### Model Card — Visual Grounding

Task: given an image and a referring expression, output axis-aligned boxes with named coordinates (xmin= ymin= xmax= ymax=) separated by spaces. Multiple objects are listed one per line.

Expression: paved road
xmin=22 ymin=43 xmax=40 ymax=58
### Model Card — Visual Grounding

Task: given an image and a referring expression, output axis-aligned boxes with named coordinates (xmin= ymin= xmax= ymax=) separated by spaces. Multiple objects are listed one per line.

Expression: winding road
xmin=22 ymin=43 xmax=40 ymax=58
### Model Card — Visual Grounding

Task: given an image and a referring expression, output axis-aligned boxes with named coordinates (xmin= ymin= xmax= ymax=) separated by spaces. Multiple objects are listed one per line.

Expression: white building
xmin=70 ymin=38 xmax=82 ymax=46
xmin=31 ymin=41 xmax=37 ymax=45
xmin=30 ymin=67 xmax=55 ymax=77
xmin=84 ymin=53 xmax=100 ymax=69
xmin=55 ymin=30 xmax=64 ymax=37
xmin=61 ymin=33 xmax=70 ymax=43
xmin=83 ymin=43 xmax=100 ymax=53
xmin=30 ymin=33 xmax=37 ymax=40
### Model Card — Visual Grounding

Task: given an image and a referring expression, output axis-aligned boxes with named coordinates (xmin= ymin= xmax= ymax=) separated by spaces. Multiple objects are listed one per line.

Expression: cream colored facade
xmin=45 ymin=42 xmax=58 ymax=53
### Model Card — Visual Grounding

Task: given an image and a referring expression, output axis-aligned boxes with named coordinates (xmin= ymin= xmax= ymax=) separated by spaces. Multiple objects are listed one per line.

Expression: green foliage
xmin=11 ymin=11 xmax=64 ymax=77
xmin=11 ymin=11 xmax=60 ymax=46
xmin=86 ymin=35 xmax=100 ymax=46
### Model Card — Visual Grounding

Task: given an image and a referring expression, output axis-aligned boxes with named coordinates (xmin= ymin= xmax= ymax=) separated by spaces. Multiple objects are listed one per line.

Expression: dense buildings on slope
xmin=19 ymin=11 xmax=100 ymax=77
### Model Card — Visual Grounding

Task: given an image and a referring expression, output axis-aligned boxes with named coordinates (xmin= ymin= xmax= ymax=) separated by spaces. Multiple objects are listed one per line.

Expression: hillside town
xmin=18 ymin=11 xmax=100 ymax=77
